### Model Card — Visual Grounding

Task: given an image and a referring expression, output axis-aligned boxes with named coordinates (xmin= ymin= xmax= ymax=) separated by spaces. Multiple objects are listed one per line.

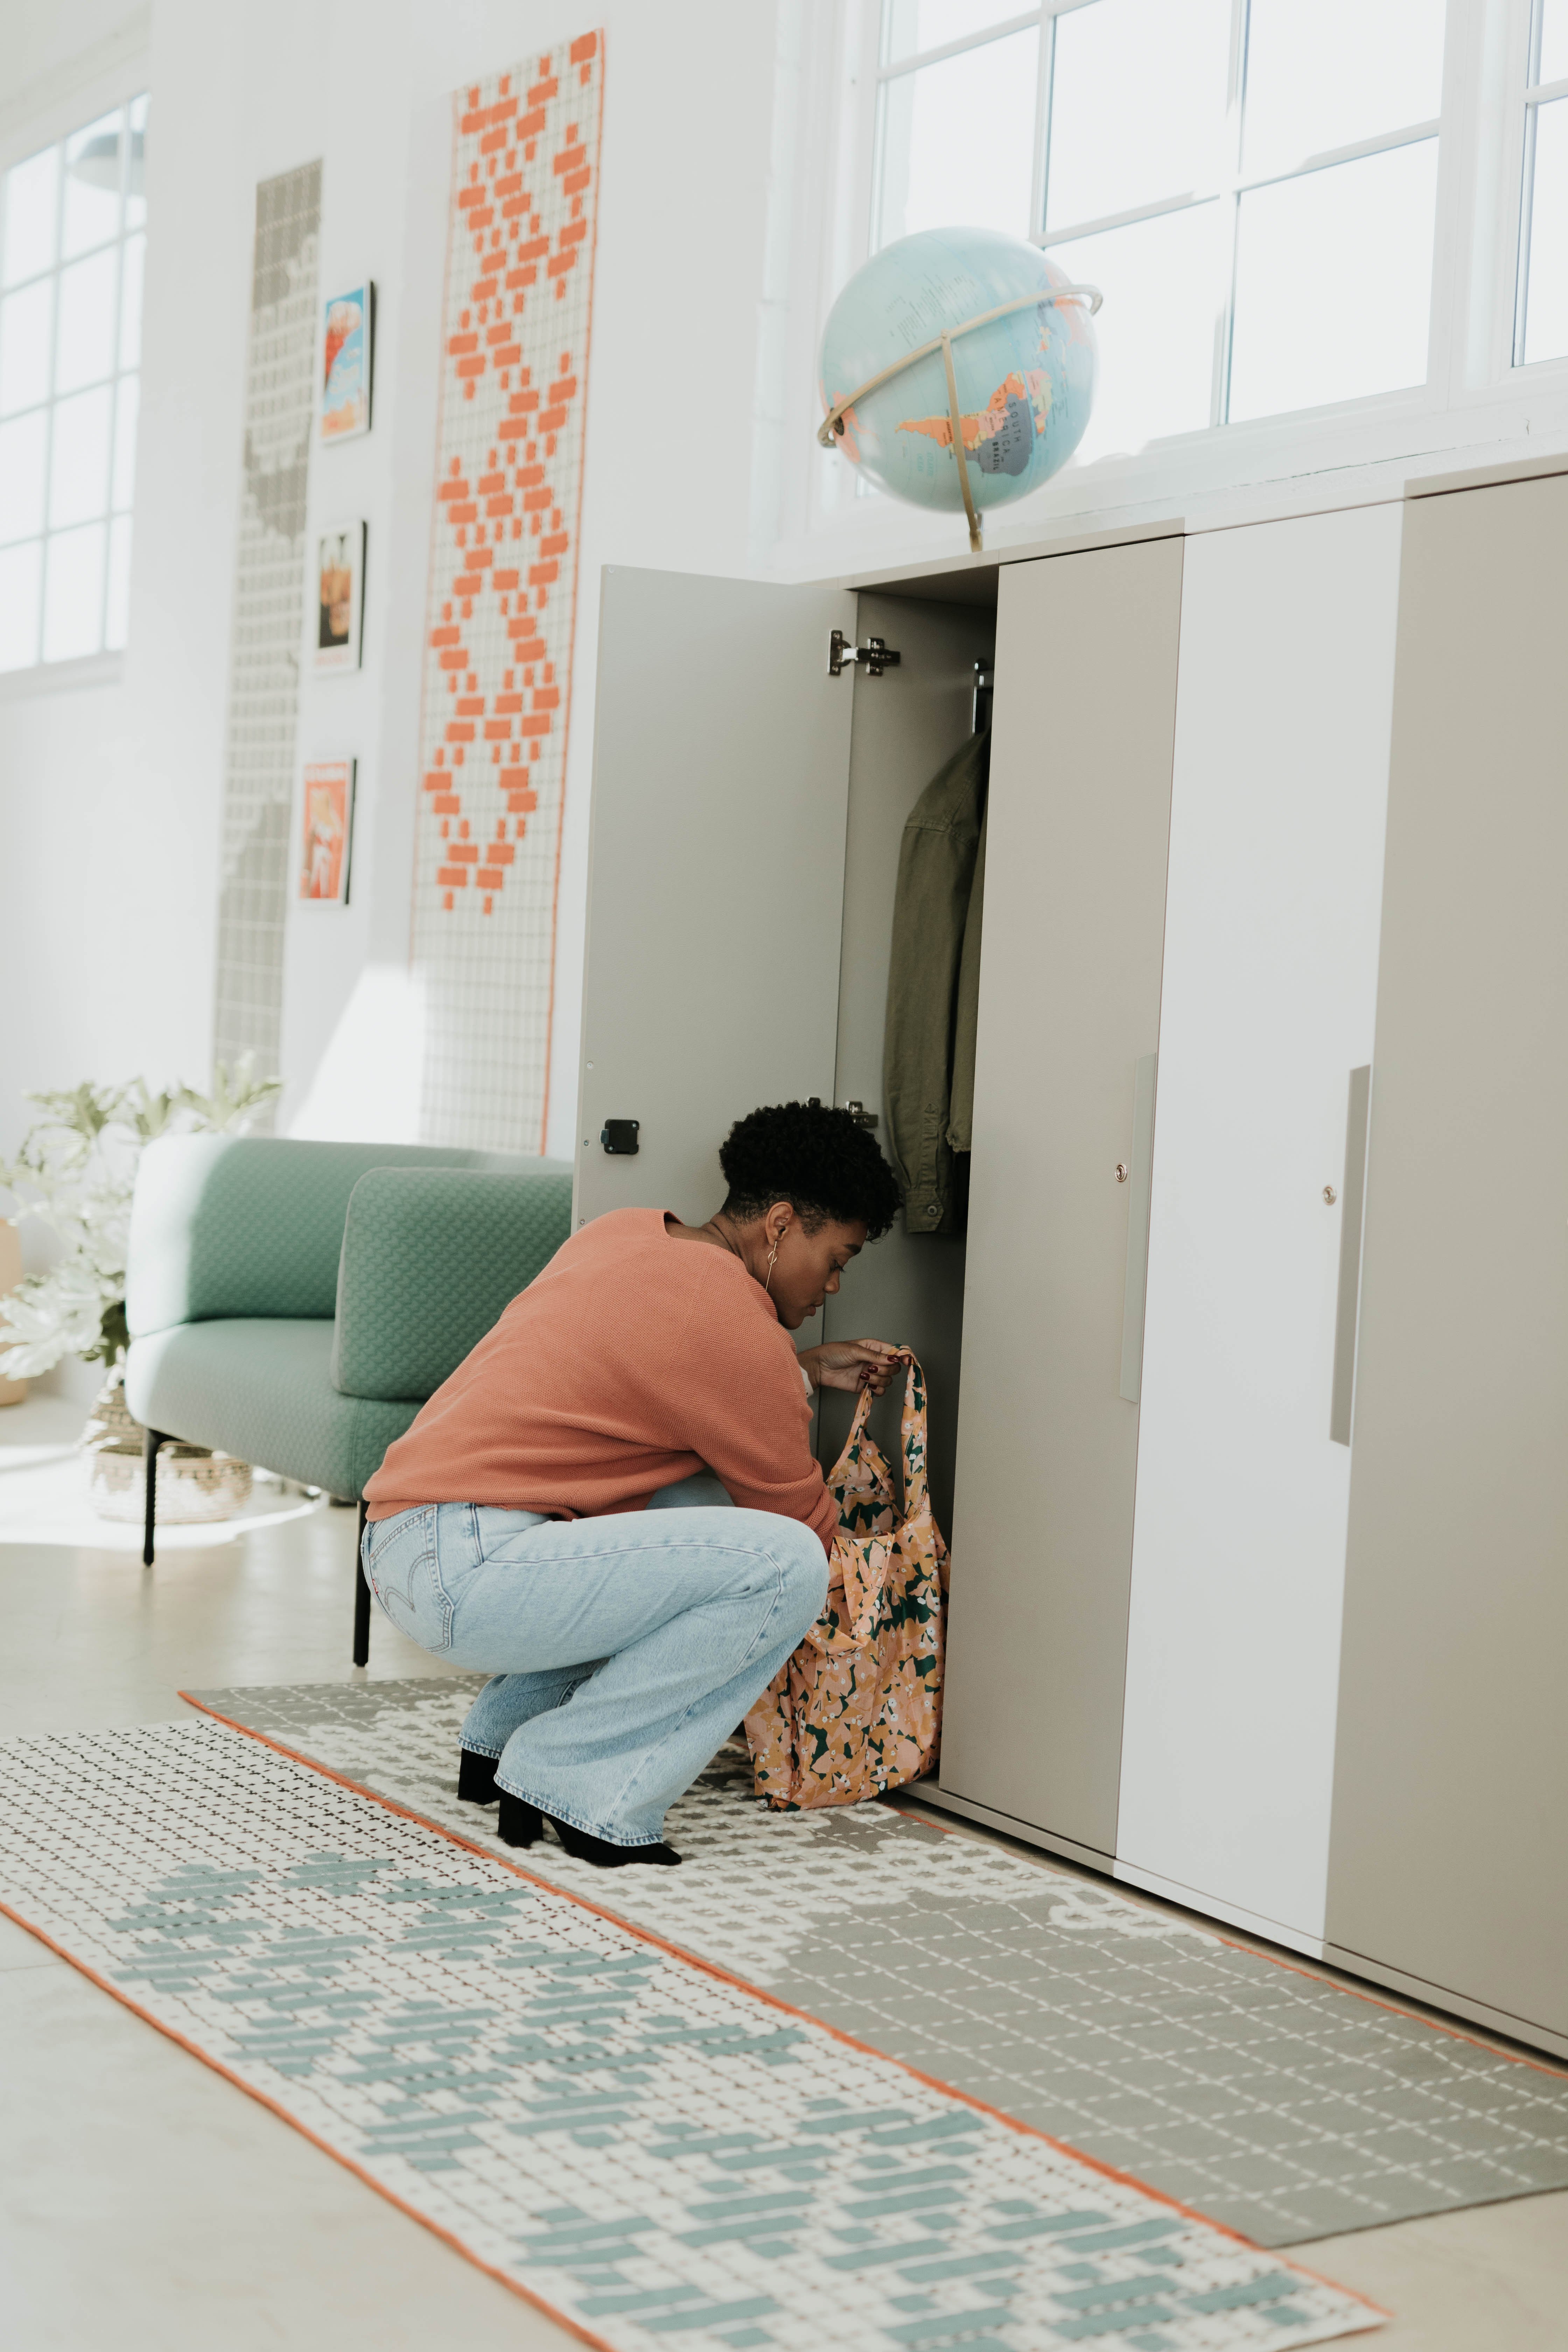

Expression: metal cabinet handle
xmin=1119 ymin=1052 xmax=1158 ymax=1405
xmin=1329 ymin=1065 xmax=1372 ymax=1446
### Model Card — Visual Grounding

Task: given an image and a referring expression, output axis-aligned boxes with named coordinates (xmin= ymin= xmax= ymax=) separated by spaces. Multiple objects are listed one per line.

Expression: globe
xmin=818 ymin=226 xmax=1099 ymax=526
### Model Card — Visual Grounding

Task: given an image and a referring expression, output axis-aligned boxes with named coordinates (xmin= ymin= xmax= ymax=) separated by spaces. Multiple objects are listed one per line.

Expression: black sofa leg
xmin=353 ymin=1498 xmax=371 ymax=1667
xmin=142 ymin=1429 xmax=167 ymax=1567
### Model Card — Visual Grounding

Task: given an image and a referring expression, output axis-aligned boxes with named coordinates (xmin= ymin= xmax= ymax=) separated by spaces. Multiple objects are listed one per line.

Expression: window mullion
xmin=1420 ymin=0 xmax=1485 ymax=402
xmin=37 ymin=132 xmax=67 ymax=667
xmin=1041 ymin=120 xmax=1445 ymax=249
xmin=1416 ymin=0 xmax=1456 ymax=407
xmin=1215 ymin=0 xmax=1250 ymax=427
xmin=101 ymin=115 xmax=127 ymax=655
xmin=1032 ymin=6 xmax=1056 ymax=236
xmin=824 ymin=0 xmax=882 ymax=528
xmin=868 ymin=57 xmax=890 ymax=261
xmin=877 ymin=10 xmax=1043 ymax=83
xmin=838 ymin=1 xmax=876 ymax=288
xmin=1512 ymin=0 xmax=1547 ymax=370
xmin=1036 ymin=188 xmax=1211 ymax=244
xmin=1514 ymin=95 xmax=1540 ymax=363
xmin=1232 ymin=117 xmax=1443 ymax=196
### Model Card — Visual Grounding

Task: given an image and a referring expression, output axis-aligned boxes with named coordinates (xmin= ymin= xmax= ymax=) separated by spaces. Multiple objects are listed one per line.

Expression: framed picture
xmin=314 ymin=520 xmax=365 ymax=673
xmin=298 ymin=760 xmax=356 ymax=905
xmin=321 ymin=283 xmax=373 ymax=442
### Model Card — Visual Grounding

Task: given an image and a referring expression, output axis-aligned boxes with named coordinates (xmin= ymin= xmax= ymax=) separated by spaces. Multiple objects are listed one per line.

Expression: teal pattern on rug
xmin=0 ymin=1720 xmax=1377 ymax=2352
xmin=185 ymin=1678 xmax=1568 ymax=2248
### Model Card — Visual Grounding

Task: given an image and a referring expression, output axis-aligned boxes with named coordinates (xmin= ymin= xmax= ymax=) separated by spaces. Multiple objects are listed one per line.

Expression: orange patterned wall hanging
xmin=411 ymin=33 xmax=603 ymax=1150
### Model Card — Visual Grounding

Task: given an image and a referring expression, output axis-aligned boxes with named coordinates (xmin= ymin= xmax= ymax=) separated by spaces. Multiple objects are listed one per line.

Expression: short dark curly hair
xmin=719 ymin=1101 xmax=899 ymax=1240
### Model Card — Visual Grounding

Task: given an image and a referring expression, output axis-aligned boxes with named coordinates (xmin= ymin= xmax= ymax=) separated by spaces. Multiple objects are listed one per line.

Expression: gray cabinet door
xmin=1326 ymin=473 xmax=1568 ymax=2039
xmin=575 ymin=569 xmax=857 ymax=1244
xmin=939 ymin=533 xmax=1184 ymax=1857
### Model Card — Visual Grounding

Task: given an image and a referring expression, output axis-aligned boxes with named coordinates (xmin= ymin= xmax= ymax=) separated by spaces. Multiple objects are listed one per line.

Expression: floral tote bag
xmin=744 ymin=1353 xmax=949 ymax=1811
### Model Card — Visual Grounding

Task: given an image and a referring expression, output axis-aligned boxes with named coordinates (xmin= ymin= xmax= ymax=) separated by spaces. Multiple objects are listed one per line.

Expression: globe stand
xmin=817 ymin=281 xmax=1102 ymax=553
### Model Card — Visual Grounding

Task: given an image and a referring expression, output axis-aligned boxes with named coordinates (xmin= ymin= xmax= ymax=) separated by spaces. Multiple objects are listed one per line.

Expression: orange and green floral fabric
xmin=744 ymin=1354 xmax=948 ymax=1810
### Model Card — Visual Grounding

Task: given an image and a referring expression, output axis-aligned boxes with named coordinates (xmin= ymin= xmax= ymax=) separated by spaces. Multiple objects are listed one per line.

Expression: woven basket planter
xmin=83 ymin=1375 xmax=253 ymax=1524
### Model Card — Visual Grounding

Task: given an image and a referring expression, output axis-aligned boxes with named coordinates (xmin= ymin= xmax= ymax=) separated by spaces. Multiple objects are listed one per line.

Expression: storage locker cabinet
xmin=1114 ymin=505 xmax=1403 ymax=1951
xmin=1325 ymin=472 xmax=1568 ymax=2045
xmin=573 ymin=473 xmax=1568 ymax=2057
xmin=939 ymin=534 xmax=1184 ymax=1859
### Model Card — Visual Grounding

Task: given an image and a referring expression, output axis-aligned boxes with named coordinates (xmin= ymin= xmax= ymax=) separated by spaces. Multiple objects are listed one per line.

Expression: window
xmin=1517 ymin=0 xmax=1568 ymax=364
xmin=872 ymin=4 xmax=1446 ymax=462
xmin=0 ymin=94 xmax=147 ymax=673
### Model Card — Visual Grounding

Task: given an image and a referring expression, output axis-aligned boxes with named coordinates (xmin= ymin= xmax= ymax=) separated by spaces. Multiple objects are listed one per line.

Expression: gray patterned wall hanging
xmin=212 ymin=161 xmax=322 ymax=1084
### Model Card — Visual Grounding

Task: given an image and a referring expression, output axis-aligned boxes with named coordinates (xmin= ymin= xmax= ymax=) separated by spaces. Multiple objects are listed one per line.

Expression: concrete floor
xmin=1 ymin=1393 xmax=1565 ymax=2350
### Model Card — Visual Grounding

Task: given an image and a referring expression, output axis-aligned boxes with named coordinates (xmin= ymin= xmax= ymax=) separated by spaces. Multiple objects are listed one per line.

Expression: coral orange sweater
xmin=364 ymin=1206 xmax=837 ymax=1552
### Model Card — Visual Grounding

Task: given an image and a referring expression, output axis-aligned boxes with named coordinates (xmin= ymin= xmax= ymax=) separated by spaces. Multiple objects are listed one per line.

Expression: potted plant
xmin=0 ymin=1060 xmax=281 ymax=1520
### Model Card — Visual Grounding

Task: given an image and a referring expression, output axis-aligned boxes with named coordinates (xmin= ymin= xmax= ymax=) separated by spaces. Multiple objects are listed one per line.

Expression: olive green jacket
xmin=882 ymin=730 xmax=989 ymax=1236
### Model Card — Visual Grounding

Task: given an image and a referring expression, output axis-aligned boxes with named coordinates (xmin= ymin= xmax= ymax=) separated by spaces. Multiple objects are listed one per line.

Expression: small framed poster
xmin=298 ymin=760 xmax=356 ymax=905
xmin=315 ymin=520 xmax=365 ymax=673
xmin=321 ymin=283 xmax=373 ymax=442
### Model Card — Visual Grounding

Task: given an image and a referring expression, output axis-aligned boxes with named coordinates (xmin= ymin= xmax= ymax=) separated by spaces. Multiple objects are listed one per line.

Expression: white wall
xmin=0 ymin=0 xmax=793 ymax=1162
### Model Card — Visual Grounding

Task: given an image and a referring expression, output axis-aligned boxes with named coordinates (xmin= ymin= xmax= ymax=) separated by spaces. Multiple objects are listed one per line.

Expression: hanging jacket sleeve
xmin=882 ymin=731 xmax=989 ymax=1236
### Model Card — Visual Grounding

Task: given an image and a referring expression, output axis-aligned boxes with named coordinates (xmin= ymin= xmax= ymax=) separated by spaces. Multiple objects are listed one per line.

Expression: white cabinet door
xmin=575 ymin=569 xmax=857 ymax=1253
xmin=1114 ymin=504 xmax=1402 ymax=1952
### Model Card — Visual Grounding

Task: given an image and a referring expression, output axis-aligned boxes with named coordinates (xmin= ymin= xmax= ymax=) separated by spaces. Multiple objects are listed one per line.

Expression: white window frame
xmin=1513 ymin=0 xmax=1568 ymax=360
xmin=776 ymin=0 xmax=1568 ymax=568
xmin=0 ymin=33 xmax=150 ymax=695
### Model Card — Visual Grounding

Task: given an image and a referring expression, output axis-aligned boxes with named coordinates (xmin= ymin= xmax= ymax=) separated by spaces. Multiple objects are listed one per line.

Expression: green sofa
xmin=123 ymin=1136 xmax=573 ymax=1660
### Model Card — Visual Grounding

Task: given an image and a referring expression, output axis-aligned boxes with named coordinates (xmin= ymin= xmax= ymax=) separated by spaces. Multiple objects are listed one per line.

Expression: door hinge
xmin=829 ymin=629 xmax=901 ymax=679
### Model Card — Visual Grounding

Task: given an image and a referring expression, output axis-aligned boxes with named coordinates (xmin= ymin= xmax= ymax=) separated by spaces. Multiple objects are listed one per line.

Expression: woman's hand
xmin=797 ymin=1339 xmax=908 ymax=1396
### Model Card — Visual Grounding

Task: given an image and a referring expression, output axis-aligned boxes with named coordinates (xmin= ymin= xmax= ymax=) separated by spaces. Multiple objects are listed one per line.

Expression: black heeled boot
xmin=497 ymin=1790 xmax=545 ymax=1848
xmin=546 ymin=1813 xmax=681 ymax=1868
xmin=457 ymin=1749 xmax=499 ymax=1805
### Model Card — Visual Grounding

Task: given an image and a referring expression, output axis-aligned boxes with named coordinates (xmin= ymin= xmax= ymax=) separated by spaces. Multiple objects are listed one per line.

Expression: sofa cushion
xmin=126 ymin=1136 xmax=545 ymax=1337
xmin=125 ymin=1320 xmax=420 ymax=1500
xmin=331 ymin=1167 xmax=573 ymax=1400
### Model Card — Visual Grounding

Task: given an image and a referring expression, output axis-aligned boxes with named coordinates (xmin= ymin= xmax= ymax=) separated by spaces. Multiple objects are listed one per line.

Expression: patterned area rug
xmin=184 ymin=1679 xmax=1568 ymax=2248
xmin=0 ymin=1721 xmax=1379 ymax=2352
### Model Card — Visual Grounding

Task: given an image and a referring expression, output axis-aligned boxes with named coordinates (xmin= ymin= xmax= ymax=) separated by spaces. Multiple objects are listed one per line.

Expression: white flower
xmin=0 ymin=1061 xmax=280 ymax=1375
xmin=0 ymin=1265 xmax=109 ymax=1377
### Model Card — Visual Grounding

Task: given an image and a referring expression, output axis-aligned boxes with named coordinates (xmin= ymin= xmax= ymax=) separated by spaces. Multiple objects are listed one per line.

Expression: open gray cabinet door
xmin=574 ymin=568 xmax=858 ymax=1265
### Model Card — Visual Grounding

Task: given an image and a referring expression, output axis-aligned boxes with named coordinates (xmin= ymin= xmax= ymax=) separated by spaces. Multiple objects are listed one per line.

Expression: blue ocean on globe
xmin=818 ymin=226 xmax=1098 ymax=518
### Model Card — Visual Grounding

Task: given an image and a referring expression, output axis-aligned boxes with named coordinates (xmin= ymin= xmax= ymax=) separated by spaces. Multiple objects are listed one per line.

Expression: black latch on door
xmin=600 ymin=1120 xmax=640 ymax=1155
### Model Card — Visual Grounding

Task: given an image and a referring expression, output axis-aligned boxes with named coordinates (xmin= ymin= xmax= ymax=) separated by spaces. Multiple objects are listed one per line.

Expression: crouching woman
xmin=360 ymin=1101 xmax=903 ymax=1869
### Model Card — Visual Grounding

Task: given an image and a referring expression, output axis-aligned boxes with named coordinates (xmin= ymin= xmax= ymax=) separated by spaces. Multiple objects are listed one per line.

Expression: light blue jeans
xmin=360 ymin=1475 xmax=827 ymax=1847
